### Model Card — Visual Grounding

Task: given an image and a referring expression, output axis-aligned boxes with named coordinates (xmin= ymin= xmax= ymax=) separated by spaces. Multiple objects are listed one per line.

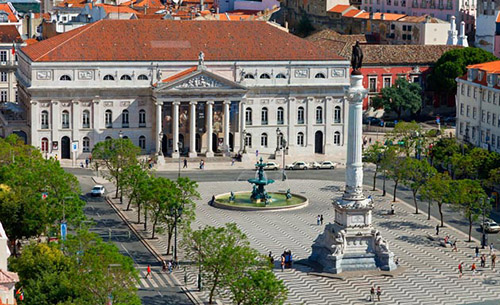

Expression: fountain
xmin=248 ymin=158 xmax=274 ymax=204
xmin=212 ymin=158 xmax=308 ymax=211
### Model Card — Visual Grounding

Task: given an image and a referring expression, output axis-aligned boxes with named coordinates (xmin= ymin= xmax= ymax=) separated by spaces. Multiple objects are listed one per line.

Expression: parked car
xmin=312 ymin=161 xmax=338 ymax=169
xmin=91 ymin=185 xmax=106 ymax=197
xmin=363 ymin=117 xmax=381 ymax=126
xmin=285 ymin=161 xmax=309 ymax=170
xmin=256 ymin=161 xmax=280 ymax=170
xmin=480 ymin=219 xmax=500 ymax=233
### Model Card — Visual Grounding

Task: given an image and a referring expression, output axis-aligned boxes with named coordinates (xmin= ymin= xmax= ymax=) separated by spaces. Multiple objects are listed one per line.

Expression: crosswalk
xmin=137 ymin=269 xmax=178 ymax=289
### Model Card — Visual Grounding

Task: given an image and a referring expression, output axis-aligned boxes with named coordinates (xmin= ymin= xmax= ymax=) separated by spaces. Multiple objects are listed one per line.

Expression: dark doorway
xmin=212 ymin=133 xmax=218 ymax=152
xmin=161 ymin=134 xmax=168 ymax=156
xmin=195 ymin=134 xmax=201 ymax=153
xmin=229 ymin=133 xmax=234 ymax=152
xmin=314 ymin=131 xmax=323 ymax=154
xmin=179 ymin=134 xmax=185 ymax=155
xmin=61 ymin=136 xmax=70 ymax=159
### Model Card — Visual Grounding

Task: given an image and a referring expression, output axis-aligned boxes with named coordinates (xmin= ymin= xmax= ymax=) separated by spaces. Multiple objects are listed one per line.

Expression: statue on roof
xmin=351 ymin=41 xmax=363 ymax=74
xmin=198 ymin=51 xmax=205 ymax=67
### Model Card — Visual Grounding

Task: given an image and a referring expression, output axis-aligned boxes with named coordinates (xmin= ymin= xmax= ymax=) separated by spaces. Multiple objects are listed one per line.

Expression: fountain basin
xmin=214 ymin=191 xmax=308 ymax=211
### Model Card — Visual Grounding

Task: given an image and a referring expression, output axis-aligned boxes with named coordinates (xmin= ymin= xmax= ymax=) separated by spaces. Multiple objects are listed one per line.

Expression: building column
xmin=92 ymin=99 xmax=100 ymax=144
xmin=239 ymin=100 xmax=246 ymax=153
xmin=172 ymin=101 xmax=180 ymax=158
xmin=324 ymin=96 xmax=333 ymax=154
xmin=306 ymin=96 xmax=315 ymax=150
xmin=287 ymin=97 xmax=296 ymax=154
xmin=189 ymin=101 xmax=197 ymax=158
xmin=30 ymin=100 xmax=38 ymax=147
xmin=223 ymin=100 xmax=230 ymax=153
xmin=206 ymin=101 xmax=214 ymax=157
xmin=155 ymin=101 xmax=163 ymax=156
xmin=51 ymin=100 xmax=60 ymax=155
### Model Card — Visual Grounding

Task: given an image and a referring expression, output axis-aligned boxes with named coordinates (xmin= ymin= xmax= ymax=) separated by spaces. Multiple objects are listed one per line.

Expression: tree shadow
xmin=319 ymin=185 xmax=342 ymax=192
xmin=396 ymin=235 xmax=438 ymax=246
xmin=377 ymin=221 xmax=433 ymax=230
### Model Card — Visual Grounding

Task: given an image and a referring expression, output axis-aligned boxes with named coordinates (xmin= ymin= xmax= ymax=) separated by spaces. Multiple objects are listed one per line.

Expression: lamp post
xmin=276 ymin=127 xmax=282 ymax=152
xmin=119 ymin=130 xmax=123 ymax=205
xmin=242 ymin=129 xmax=248 ymax=154
xmin=382 ymin=149 xmax=386 ymax=197
xmin=481 ymin=197 xmax=489 ymax=249
xmin=177 ymin=141 xmax=182 ymax=179
xmin=173 ymin=206 xmax=183 ymax=263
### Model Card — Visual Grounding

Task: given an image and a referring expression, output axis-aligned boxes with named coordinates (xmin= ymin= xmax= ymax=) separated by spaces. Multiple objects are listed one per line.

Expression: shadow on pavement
xmin=396 ymin=235 xmax=438 ymax=246
xmin=378 ymin=221 xmax=433 ymax=230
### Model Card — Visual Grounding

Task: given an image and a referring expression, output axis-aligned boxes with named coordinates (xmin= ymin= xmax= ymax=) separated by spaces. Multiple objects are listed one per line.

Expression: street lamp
xmin=119 ymin=131 xmax=123 ymax=205
xmin=276 ymin=127 xmax=282 ymax=152
xmin=242 ymin=129 xmax=248 ymax=154
xmin=177 ymin=141 xmax=182 ymax=179
xmin=172 ymin=206 xmax=183 ymax=263
xmin=481 ymin=197 xmax=490 ymax=249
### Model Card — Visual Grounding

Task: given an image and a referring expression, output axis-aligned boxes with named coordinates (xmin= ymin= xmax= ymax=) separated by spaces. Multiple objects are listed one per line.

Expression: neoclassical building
xmin=17 ymin=20 xmax=350 ymax=159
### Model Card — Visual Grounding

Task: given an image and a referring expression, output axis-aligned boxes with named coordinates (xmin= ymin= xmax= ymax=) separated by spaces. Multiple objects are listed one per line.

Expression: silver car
xmin=91 ymin=185 xmax=106 ymax=197
xmin=481 ymin=219 xmax=500 ymax=233
xmin=285 ymin=161 xmax=309 ymax=170
xmin=312 ymin=161 xmax=338 ymax=169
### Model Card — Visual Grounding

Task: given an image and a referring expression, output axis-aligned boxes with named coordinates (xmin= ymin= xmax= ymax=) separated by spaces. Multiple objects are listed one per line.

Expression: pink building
xmin=360 ymin=0 xmax=475 ymax=36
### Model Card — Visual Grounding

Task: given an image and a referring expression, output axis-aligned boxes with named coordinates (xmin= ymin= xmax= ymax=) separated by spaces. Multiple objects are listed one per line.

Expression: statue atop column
xmin=351 ymin=41 xmax=363 ymax=74
xmin=198 ymin=51 xmax=205 ymax=67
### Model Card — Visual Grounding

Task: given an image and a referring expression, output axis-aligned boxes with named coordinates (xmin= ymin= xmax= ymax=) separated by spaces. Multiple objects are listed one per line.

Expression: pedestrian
xmin=471 ymin=262 xmax=477 ymax=275
xmin=85 ymin=158 xmax=89 ymax=168
xmin=436 ymin=224 xmax=440 ymax=235
xmin=481 ymin=254 xmax=486 ymax=268
xmin=231 ymin=158 xmax=235 ymax=166
xmin=376 ymin=286 xmax=381 ymax=301
xmin=199 ymin=160 xmax=203 ymax=169
xmin=210 ymin=195 xmax=215 ymax=206
xmin=183 ymin=158 xmax=188 ymax=168
xmin=162 ymin=260 xmax=167 ymax=272
xmin=89 ymin=154 xmax=92 ymax=163
xmin=452 ymin=241 xmax=458 ymax=252
xmin=369 ymin=138 xmax=372 ymax=144
xmin=146 ymin=264 xmax=151 ymax=278
xmin=317 ymin=215 xmax=321 ymax=225
xmin=458 ymin=262 xmax=463 ymax=277
xmin=80 ymin=162 xmax=84 ymax=168
xmin=168 ymin=260 xmax=173 ymax=273
xmin=281 ymin=255 xmax=285 ymax=272
xmin=390 ymin=203 xmax=395 ymax=215
xmin=489 ymin=243 xmax=494 ymax=255
xmin=269 ymin=251 xmax=274 ymax=265
xmin=492 ymin=253 xmax=497 ymax=270
xmin=55 ymin=154 xmax=58 ymax=160
xmin=320 ymin=214 xmax=324 ymax=225
xmin=475 ymin=246 xmax=480 ymax=258
xmin=444 ymin=235 xmax=449 ymax=245
xmin=369 ymin=286 xmax=375 ymax=302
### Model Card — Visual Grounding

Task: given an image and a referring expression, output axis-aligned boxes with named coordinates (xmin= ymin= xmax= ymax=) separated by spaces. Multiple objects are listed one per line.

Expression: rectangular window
xmin=0 ymin=90 xmax=6 ymax=102
xmin=402 ymin=34 xmax=407 ymax=40
xmin=482 ymin=110 xmax=485 ymax=122
xmin=473 ymin=107 xmax=477 ymax=119
xmin=466 ymin=105 xmax=470 ymax=117
xmin=460 ymin=103 xmax=464 ymax=115
xmin=474 ymin=88 xmax=477 ymax=98
xmin=488 ymin=91 xmax=492 ymax=103
xmin=369 ymin=77 xmax=377 ymax=92
xmin=487 ymin=111 xmax=491 ymax=124
xmin=403 ymin=25 xmax=407 ymax=31
xmin=493 ymin=114 xmax=497 ymax=126
xmin=408 ymin=25 xmax=412 ymax=31
xmin=0 ymin=51 xmax=7 ymax=62
xmin=383 ymin=77 xmax=391 ymax=88
xmin=459 ymin=122 xmax=463 ymax=134
xmin=461 ymin=84 xmax=465 ymax=95
xmin=467 ymin=85 xmax=470 ymax=97
xmin=407 ymin=34 xmax=412 ymax=40
xmin=0 ymin=72 xmax=7 ymax=82
xmin=493 ymin=134 xmax=496 ymax=147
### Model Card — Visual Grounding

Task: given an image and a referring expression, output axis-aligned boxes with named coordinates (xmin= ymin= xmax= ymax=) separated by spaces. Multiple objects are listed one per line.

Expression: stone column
xmin=51 ymin=100 xmax=60 ymax=151
xmin=344 ymin=74 xmax=367 ymax=200
xmin=92 ymin=99 xmax=100 ymax=143
xmin=30 ymin=100 xmax=38 ymax=147
xmin=324 ymin=96 xmax=333 ymax=154
xmin=287 ymin=97 xmax=296 ymax=153
xmin=189 ymin=101 xmax=197 ymax=158
xmin=155 ymin=101 xmax=165 ymax=164
xmin=206 ymin=101 xmax=214 ymax=157
xmin=223 ymin=100 xmax=230 ymax=153
xmin=172 ymin=101 xmax=180 ymax=158
xmin=306 ymin=97 xmax=315 ymax=149
xmin=71 ymin=100 xmax=80 ymax=142
xmin=239 ymin=100 xmax=246 ymax=153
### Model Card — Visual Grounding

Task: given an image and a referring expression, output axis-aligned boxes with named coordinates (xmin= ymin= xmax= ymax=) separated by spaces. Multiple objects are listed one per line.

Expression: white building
xmin=456 ymin=60 xmax=500 ymax=152
xmin=475 ymin=0 xmax=500 ymax=57
xmin=0 ymin=222 xmax=18 ymax=305
xmin=17 ymin=20 xmax=350 ymax=160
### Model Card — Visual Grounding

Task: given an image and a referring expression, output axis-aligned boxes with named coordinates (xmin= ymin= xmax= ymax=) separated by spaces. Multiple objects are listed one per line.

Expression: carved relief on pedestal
xmin=40 ymin=102 xmax=50 ymax=108
xmin=61 ymin=101 xmax=71 ymax=107
xmin=332 ymin=68 xmax=346 ymax=78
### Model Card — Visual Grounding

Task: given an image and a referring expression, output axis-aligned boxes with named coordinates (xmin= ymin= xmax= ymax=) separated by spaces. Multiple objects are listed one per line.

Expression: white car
xmin=91 ymin=185 xmax=106 ymax=197
xmin=481 ymin=219 xmax=500 ymax=233
xmin=312 ymin=161 xmax=338 ymax=170
xmin=256 ymin=161 xmax=280 ymax=170
xmin=285 ymin=161 xmax=309 ymax=170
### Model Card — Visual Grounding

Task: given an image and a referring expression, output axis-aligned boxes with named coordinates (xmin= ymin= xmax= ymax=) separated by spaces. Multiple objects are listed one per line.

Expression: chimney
xmin=369 ymin=12 xmax=373 ymax=19
xmin=27 ymin=10 xmax=32 ymax=38
xmin=200 ymin=0 xmax=204 ymax=10
xmin=380 ymin=13 xmax=385 ymax=20
xmin=457 ymin=20 xmax=469 ymax=47
xmin=446 ymin=15 xmax=457 ymax=45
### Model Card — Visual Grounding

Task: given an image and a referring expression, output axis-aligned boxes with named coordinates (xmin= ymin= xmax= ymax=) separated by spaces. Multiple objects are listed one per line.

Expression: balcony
xmin=0 ymin=60 xmax=17 ymax=69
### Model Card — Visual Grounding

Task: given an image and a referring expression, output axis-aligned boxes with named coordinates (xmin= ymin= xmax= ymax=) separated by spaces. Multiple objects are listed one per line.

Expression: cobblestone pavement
xmin=109 ymin=178 xmax=500 ymax=305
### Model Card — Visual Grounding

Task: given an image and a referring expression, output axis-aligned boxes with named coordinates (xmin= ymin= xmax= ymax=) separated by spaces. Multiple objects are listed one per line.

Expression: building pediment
xmin=155 ymin=67 xmax=247 ymax=94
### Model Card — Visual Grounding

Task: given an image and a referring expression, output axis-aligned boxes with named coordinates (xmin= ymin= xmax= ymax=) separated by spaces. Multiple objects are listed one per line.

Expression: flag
xmin=16 ymin=287 xmax=24 ymax=300
xmin=11 ymin=42 xmax=15 ymax=55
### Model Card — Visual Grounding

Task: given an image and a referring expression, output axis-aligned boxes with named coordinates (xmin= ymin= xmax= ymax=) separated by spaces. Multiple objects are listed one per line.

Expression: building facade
xmin=18 ymin=20 xmax=350 ymax=159
xmin=456 ymin=61 xmax=500 ymax=153
xmin=475 ymin=0 xmax=500 ymax=57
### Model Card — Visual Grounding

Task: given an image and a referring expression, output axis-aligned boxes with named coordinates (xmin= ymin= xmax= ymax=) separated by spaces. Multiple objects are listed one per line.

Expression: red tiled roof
xmin=0 ymin=270 xmax=18 ymax=284
xmin=0 ymin=3 xmax=18 ymax=22
xmin=343 ymin=9 xmax=361 ymax=17
xmin=354 ymin=12 xmax=405 ymax=20
xmin=95 ymin=4 xmax=138 ymax=14
xmin=162 ymin=66 xmax=197 ymax=82
xmin=468 ymin=60 xmax=500 ymax=73
xmin=496 ymin=11 xmax=500 ymax=23
xmin=328 ymin=4 xmax=350 ymax=13
xmin=22 ymin=20 xmax=342 ymax=62
xmin=0 ymin=25 xmax=21 ymax=43
xmin=25 ymin=38 xmax=38 ymax=45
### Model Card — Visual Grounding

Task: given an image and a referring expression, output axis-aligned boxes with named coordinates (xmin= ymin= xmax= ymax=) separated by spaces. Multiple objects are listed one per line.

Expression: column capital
xmin=189 ymin=101 xmax=197 ymax=105
xmin=173 ymin=101 xmax=181 ymax=106
xmin=207 ymin=101 xmax=214 ymax=105
xmin=155 ymin=100 xmax=164 ymax=106
xmin=223 ymin=100 xmax=231 ymax=105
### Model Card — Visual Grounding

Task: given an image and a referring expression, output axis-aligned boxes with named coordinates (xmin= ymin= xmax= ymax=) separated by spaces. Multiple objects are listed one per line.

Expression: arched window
xmin=334 ymin=131 xmax=341 ymax=145
xmin=138 ymin=74 xmax=148 ymax=80
xmin=276 ymin=73 xmax=286 ymax=79
xmin=297 ymin=107 xmax=305 ymax=124
xmin=245 ymin=133 xmax=252 ymax=147
xmin=103 ymin=74 xmax=115 ymax=81
xmin=41 ymin=110 xmax=49 ymax=129
xmin=261 ymin=133 xmax=268 ymax=147
xmin=139 ymin=109 xmax=146 ymax=127
xmin=316 ymin=106 xmax=323 ymax=124
xmin=122 ymin=110 xmax=129 ymax=128
xmin=297 ymin=132 xmax=304 ymax=146
xmin=123 ymin=135 xmax=129 ymax=140
xmin=261 ymin=107 xmax=268 ymax=125
xmin=334 ymin=106 xmax=341 ymax=123
xmin=244 ymin=74 xmax=255 ymax=79
xmin=82 ymin=110 xmax=90 ymax=128
xmin=120 ymin=75 xmax=132 ymax=81
xmin=105 ymin=110 xmax=113 ymax=128
xmin=139 ymin=135 xmax=146 ymax=149
xmin=41 ymin=137 xmax=49 ymax=152
xmin=105 ymin=136 xmax=112 ymax=141
xmin=62 ymin=110 xmax=70 ymax=129
xmin=315 ymin=73 xmax=326 ymax=79
xmin=277 ymin=107 xmax=284 ymax=125
xmin=245 ymin=108 xmax=252 ymax=125
xmin=60 ymin=75 xmax=71 ymax=81
xmin=82 ymin=137 xmax=90 ymax=152
xmin=260 ymin=73 xmax=271 ymax=79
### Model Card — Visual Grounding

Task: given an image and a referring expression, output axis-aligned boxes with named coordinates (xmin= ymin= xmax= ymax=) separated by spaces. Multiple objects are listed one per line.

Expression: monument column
xmin=239 ymin=100 xmax=246 ymax=152
xmin=155 ymin=101 xmax=165 ymax=163
xmin=189 ymin=101 xmax=197 ymax=158
xmin=206 ymin=101 xmax=214 ymax=157
xmin=172 ymin=101 xmax=180 ymax=158
xmin=223 ymin=100 xmax=231 ymax=153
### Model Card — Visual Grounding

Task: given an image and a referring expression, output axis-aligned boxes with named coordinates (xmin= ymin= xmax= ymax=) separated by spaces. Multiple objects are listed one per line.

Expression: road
xmin=76 ymin=171 xmax=192 ymax=305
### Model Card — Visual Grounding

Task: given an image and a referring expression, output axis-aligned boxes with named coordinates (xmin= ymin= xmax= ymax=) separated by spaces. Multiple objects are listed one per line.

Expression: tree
xmin=389 ymin=121 xmax=422 ymax=157
xmin=363 ymin=142 xmax=386 ymax=191
xmin=144 ymin=177 xmax=178 ymax=239
xmin=400 ymin=158 xmax=437 ymax=214
xmin=121 ymin=164 xmax=150 ymax=211
xmin=382 ymin=147 xmax=405 ymax=202
xmin=371 ymin=78 xmax=422 ymax=119
xmin=448 ymin=179 xmax=487 ymax=242
xmin=429 ymin=47 xmax=497 ymax=94
xmin=92 ymin=138 xmax=141 ymax=198
xmin=429 ymin=137 xmax=465 ymax=168
xmin=420 ymin=173 xmax=451 ymax=225
xmin=229 ymin=269 xmax=287 ymax=305
xmin=182 ymin=223 xmax=265 ymax=304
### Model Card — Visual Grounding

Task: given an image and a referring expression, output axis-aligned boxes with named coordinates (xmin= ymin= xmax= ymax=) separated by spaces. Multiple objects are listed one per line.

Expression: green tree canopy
xmin=400 ymin=158 xmax=437 ymax=214
xmin=371 ymin=78 xmax=422 ymax=119
xmin=363 ymin=142 xmax=386 ymax=191
xmin=421 ymin=173 xmax=451 ymax=226
xmin=429 ymin=47 xmax=497 ymax=94
xmin=229 ymin=269 xmax=287 ymax=305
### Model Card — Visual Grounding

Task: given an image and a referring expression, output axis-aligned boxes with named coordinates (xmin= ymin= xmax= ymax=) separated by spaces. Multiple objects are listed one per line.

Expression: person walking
xmin=280 ymin=255 xmax=285 ymax=272
xmin=481 ymin=254 xmax=486 ymax=268
xmin=489 ymin=243 xmax=495 ymax=255
xmin=369 ymin=286 xmax=375 ymax=302
xmin=85 ymin=158 xmax=89 ymax=168
xmin=183 ymin=158 xmax=188 ymax=168
xmin=436 ymin=224 xmax=440 ymax=235
xmin=146 ymin=264 xmax=151 ymax=278
xmin=320 ymin=215 xmax=324 ymax=225
xmin=471 ymin=262 xmax=477 ymax=276
xmin=269 ymin=251 xmax=274 ymax=265
xmin=210 ymin=195 xmax=215 ymax=206
xmin=492 ymin=253 xmax=497 ymax=270
xmin=390 ymin=203 xmax=395 ymax=215
xmin=168 ymin=260 xmax=173 ymax=274
xmin=458 ymin=262 xmax=463 ymax=278
xmin=317 ymin=215 xmax=321 ymax=225
xmin=376 ymin=286 xmax=381 ymax=301
xmin=231 ymin=158 xmax=235 ymax=166
xmin=475 ymin=246 xmax=480 ymax=259
xmin=452 ymin=241 xmax=458 ymax=252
